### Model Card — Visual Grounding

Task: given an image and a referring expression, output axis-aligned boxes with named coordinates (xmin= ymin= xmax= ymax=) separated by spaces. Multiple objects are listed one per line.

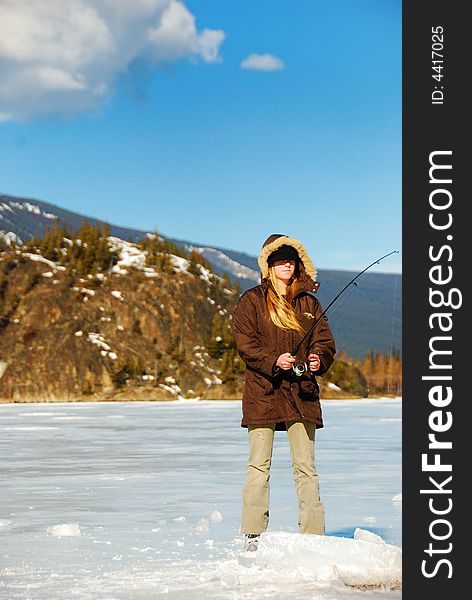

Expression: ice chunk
xmin=353 ymin=528 xmax=385 ymax=544
xmin=0 ymin=519 xmax=12 ymax=527
xmin=47 ymin=523 xmax=81 ymax=537
xmin=210 ymin=510 xmax=223 ymax=523
xmin=253 ymin=530 xmax=401 ymax=588
xmin=174 ymin=516 xmax=186 ymax=522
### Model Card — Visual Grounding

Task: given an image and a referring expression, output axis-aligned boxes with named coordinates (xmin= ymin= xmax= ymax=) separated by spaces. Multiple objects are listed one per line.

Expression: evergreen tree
xmin=207 ymin=313 xmax=225 ymax=358
xmin=188 ymin=249 xmax=202 ymax=277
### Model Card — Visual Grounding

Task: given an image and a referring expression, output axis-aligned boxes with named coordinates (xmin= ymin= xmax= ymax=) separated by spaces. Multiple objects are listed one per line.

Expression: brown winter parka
xmin=232 ymin=235 xmax=336 ymax=431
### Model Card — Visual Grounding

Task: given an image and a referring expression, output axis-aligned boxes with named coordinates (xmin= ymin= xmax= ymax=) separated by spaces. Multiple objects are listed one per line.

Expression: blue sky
xmin=0 ymin=0 xmax=401 ymax=273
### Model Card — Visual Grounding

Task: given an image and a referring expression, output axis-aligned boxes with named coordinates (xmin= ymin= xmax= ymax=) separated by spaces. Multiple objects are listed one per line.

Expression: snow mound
xmin=210 ymin=510 xmax=223 ymax=523
xmin=252 ymin=529 xmax=401 ymax=588
xmin=0 ymin=519 xmax=12 ymax=527
xmin=47 ymin=523 xmax=81 ymax=537
xmin=392 ymin=493 xmax=402 ymax=509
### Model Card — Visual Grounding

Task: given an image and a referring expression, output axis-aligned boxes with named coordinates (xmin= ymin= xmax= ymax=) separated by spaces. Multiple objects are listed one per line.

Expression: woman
xmin=232 ymin=234 xmax=336 ymax=551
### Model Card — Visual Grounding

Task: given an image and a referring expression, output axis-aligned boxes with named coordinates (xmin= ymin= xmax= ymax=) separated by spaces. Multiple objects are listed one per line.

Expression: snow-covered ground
xmin=0 ymin=399 xmax=401 ymax=599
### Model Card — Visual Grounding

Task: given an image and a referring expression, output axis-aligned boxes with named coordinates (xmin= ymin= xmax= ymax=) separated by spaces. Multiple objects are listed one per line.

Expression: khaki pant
xmin=241 ymin=420 xmax=325 ymax=535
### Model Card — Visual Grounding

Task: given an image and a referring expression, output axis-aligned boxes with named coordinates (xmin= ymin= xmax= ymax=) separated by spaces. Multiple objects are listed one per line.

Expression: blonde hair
xmin=266 ymin=267 xmax=305 ymax=333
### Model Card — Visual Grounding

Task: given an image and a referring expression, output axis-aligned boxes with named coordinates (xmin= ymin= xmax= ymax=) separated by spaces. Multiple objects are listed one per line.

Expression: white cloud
xmin=148 ymin=1 xmax=224 ymax=64
xmin=0 ymin=0 xmax=225 ymax=122
xmin=240 ymin=53 xmax=284 ymax=72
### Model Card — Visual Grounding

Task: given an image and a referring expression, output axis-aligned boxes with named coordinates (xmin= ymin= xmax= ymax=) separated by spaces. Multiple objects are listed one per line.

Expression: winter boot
xmin=244 ymin=534 xmax=260 ymax=552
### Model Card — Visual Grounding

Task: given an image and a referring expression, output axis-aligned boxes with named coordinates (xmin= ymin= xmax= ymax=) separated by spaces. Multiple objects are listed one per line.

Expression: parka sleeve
xmin=308 ymin=299 xmax=336 ymax=376
xmin=232 ymin=292 xmax=279 ymax=378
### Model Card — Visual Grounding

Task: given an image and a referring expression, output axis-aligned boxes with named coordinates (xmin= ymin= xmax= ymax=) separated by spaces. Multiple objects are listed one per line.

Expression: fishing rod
xmin=290 ymin=250 xmax=399 ymax=376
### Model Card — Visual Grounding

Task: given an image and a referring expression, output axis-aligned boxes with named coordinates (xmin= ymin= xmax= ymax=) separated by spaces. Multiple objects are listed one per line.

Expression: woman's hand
xmin=276 ymin=352 xmax=296 ymax=370
xmin=308 ymin=353 xmax=321 ymax=372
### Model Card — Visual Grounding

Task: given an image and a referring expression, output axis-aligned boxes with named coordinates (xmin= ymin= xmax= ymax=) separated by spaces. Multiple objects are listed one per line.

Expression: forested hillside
xmin=0 ymin=223 xmax=401 ymax=402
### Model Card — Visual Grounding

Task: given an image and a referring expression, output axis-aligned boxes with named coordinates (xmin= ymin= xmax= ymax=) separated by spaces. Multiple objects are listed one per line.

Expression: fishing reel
xmin=292 ymin=361 xmax=308 ymax=377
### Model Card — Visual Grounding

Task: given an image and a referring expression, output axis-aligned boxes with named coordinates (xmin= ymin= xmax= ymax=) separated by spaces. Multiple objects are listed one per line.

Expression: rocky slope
xmin=0 ymin=237 xmax=244 ymax=402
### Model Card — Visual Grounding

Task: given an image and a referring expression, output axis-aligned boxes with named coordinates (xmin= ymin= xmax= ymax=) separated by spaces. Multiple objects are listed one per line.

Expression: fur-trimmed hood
xmin=258 ymin=234 xmax=317 ymax=283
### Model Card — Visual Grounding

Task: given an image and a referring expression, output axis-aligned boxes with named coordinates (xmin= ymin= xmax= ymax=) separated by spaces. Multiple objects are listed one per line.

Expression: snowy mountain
xmin=0 ymin=193 xmax=260 ymax=288
xmin=0 ymin=193 xmax=401 ymax=357
xmin=187 ymin=246 xmax=259 ymax=285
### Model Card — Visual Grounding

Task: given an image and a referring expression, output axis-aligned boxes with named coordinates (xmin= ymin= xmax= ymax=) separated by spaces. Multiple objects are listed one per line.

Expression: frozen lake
xmin=1 ymin=399 xmax=401 ymax=599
